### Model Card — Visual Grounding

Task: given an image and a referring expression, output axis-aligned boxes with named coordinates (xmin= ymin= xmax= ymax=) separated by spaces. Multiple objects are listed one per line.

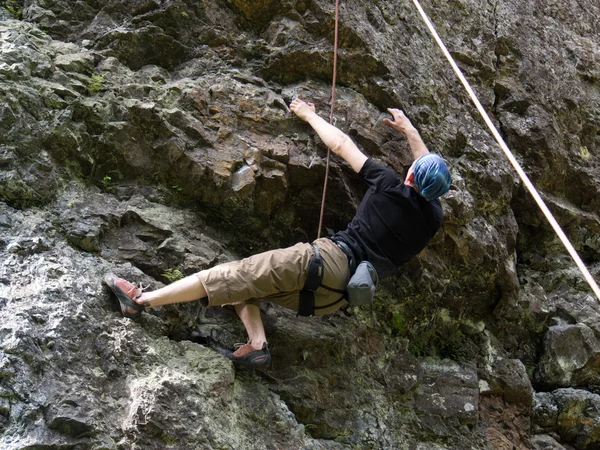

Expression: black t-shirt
xmin=330 ymin=158 xmax=443 ymax=279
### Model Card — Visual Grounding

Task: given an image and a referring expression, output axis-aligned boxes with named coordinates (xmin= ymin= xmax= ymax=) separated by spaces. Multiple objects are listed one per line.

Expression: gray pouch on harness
xmin=346 ymin=261 xmax=378 ymax=306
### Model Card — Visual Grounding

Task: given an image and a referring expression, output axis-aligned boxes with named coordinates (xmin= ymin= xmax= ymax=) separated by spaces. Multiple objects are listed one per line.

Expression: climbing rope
xmin=410 ymin=0 xmax=600 ymax=302
xmin=316 ymin=0 xmax=340 ymax=239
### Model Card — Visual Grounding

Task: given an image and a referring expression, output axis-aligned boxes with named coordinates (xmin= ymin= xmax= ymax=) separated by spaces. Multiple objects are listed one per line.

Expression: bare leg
xmin=138 ymin=274 xmax=207 ymax=308
xmin=126 ymin=273 xmax=267 ymax=353
xmin=234 ymin=303 xmax=267 ymax=350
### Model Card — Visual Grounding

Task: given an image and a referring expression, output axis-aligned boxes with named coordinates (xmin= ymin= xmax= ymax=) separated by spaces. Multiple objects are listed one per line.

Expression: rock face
xmin=1 ymin=0 xmax=599 ymax=448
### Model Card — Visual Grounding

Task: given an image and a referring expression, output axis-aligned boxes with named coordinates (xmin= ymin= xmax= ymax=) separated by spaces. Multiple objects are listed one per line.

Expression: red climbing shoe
xmin=103 ymin=272 xmax=146 ymax=319
xmin=228 ymin=342 xmax=271 ymax=368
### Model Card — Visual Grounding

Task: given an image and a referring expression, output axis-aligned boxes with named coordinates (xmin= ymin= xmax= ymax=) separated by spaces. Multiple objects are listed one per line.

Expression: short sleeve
xmin=358 ymin=158 xmax=401 ymax=192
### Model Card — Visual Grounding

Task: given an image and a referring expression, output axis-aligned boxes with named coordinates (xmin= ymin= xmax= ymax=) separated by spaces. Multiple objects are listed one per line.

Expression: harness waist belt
xmin=334 ymin=240 xmax=357 ymax=274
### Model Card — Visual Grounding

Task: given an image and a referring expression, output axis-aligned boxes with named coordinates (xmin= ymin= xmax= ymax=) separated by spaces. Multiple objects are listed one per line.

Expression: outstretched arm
xmin=290 ymin=98 xmax=367 ymax=173
xmin=384 ymin=109 xmax=429 ymax=162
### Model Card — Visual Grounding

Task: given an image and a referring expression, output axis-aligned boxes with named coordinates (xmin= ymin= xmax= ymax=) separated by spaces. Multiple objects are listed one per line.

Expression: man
xmin=104 ymin=98 xmax=451 ymax=368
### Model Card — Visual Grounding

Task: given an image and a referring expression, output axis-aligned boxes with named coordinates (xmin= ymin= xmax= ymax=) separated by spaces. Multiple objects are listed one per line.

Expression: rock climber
xmin=104 ymin=98 xmax=451 ymax=368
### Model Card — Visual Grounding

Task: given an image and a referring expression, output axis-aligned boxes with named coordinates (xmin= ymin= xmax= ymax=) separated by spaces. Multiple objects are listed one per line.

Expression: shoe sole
xmin=210 ymin=346 xmax=271 ymax=368
xmin=231 ymin=351 xmax=271 ymax=368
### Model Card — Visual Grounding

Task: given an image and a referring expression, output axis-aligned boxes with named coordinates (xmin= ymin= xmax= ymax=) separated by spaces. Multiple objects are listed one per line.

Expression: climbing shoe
xmin=103 ymin=272 xmax=147 ymax=319
xmin=227 ymin=342 xmax=271 ymax=368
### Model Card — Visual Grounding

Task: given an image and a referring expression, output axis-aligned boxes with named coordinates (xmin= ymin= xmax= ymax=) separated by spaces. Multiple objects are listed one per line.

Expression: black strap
xmin=304 ymin=245 xmax=323 ymax=291
xmin=314 ymin=295 xmax=346 ymax=311
xmin=298 ymin=290 xmax=315 ymax=317
xmin=320 ymin=283 xmax=346 ymax=295
xmin=297 ymin=245 xmax=325 ymax=316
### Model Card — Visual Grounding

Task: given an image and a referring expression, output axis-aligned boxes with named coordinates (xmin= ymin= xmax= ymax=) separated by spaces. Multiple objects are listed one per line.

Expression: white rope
xmin=410 ymin=0 xmax=600 ymax=302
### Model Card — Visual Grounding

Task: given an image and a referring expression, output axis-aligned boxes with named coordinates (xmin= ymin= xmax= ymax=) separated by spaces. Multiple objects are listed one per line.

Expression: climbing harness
xmin=298 ymin=242 xmax=378 ymax=317
xmin=316 ymin=0 xmax=340 ymax=239
xmin=298 ymin=245 xmax=324 ymax=316
xmin=298 ymin=244 xmax=349 ymax=316
xmin=410 ymin=0 xmax=600 ymax=302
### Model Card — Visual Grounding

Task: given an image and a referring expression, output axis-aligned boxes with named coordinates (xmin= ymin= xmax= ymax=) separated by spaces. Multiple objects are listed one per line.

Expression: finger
xmin=383 ymin=118 xmax=396 ymax=128
xmin=387 ymin=109 xmax=402 ymax=121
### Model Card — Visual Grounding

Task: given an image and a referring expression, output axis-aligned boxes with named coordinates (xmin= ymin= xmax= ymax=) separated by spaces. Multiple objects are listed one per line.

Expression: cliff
xmin=1 ymin=0 xmax=600 ymax=448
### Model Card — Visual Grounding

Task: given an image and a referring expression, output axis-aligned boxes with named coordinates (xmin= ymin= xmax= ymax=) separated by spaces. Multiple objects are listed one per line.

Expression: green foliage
xmin=102 ymin=175 xmax=111 ymax=188
xmin=99 ymin=170 xmax=122 ymax=190
xmin=162 ymin=268 xmax=184 ymax=283
xmin=88 ymin=73 xmax=107 ymax=94
xmin=3 ymin=0 xmax=23 ymax=19
xmin=392 ymin=312 xmax=406 ymax=335
xmin=172 ymin=184 xmax=183 ymax=192
xmin=407 ymin=321 xmax=467 ymax=360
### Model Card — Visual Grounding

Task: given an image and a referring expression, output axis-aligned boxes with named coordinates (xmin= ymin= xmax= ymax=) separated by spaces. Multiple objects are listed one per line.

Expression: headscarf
xmin=413 ymin=154 xmax=451 ymax=200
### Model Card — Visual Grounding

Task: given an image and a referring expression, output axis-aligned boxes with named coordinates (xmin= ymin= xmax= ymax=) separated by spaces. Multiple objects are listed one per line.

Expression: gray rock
xmin=531 ymin=434 xmax=568 ymax=450
xmin=54 ymin=52 xmax=95 ymax=74
xmin=95 ymin=25 xmax=192 ymax=71
xmin=536 ymin=323 xmax=600 ymax=389
xmin=492 ymin=358 xmax=534 ymax=406
xmin=413 ymin=358 xmax=479 ymax=434
xmin=534 ymin=389 xmax=600 ymax=450
xmin=231 ymin=164 xmax=256 ymax=192
xmin=0 ymin=0 xmax=600 ymax=448
xmin=479 ymin=332 xmax=534 ymax=406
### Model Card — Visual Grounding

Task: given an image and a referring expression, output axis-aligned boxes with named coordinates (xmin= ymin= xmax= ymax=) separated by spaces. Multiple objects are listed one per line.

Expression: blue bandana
xmin=413 ymin=154 xmax=451 ymax=200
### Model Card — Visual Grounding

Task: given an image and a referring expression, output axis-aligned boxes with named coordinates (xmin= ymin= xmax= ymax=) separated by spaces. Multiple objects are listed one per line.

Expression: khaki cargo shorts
xmin=195 ymin=238 xmax=350 ymax=316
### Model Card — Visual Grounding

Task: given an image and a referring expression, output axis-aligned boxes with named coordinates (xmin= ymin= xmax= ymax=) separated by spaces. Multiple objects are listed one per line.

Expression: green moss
xmin=162 ymin=268 xmax=184 ymax=282
xmin=0 ymin=173 xmax=45 ymax=207
xmin=392 ymin=312 xmax=406 ymax=335
xmin=580 ymin=146 xmax=590 ymax=158
xmin=4 ymin=0 xmax=23 ymax=19
xmin=43 ymin=96 xmax=65 ymax=110
xmin=87 ymin=73 xmax=107 ymax=94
